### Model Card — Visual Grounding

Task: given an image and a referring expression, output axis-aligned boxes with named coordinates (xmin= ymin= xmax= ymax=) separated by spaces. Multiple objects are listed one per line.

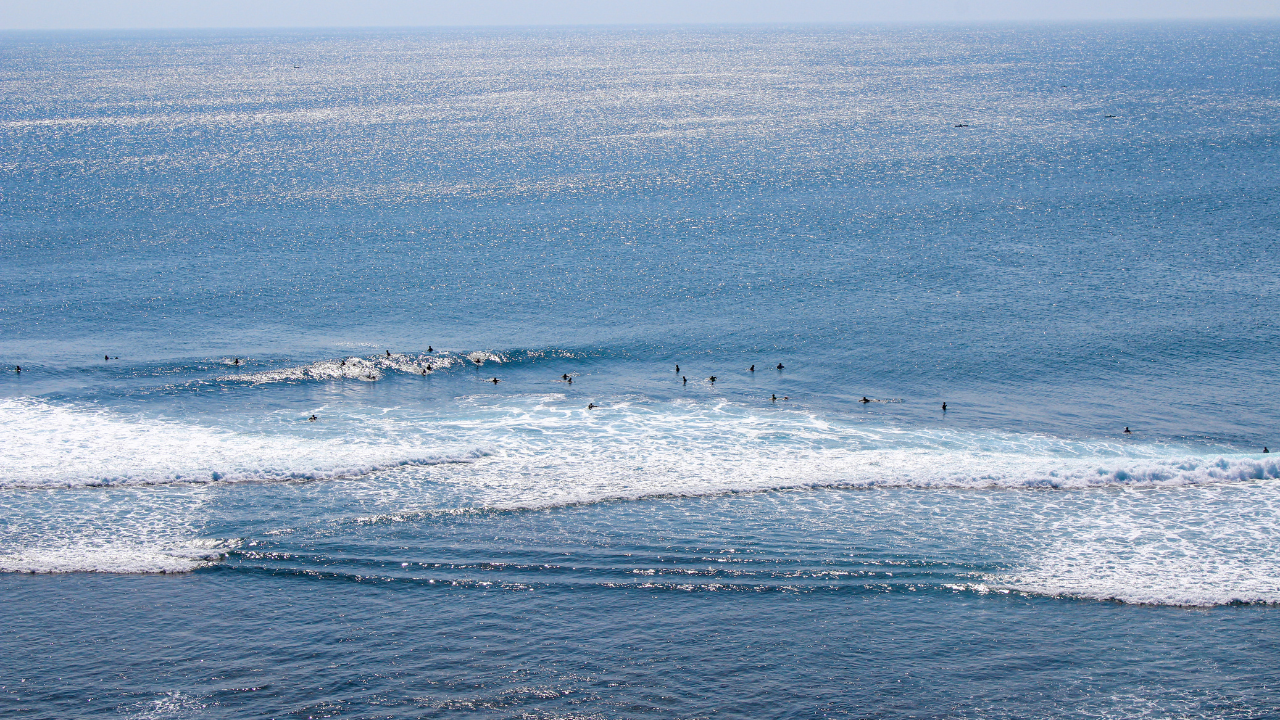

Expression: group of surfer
xmin=5 ymin=354 xmax=1269 ymax=449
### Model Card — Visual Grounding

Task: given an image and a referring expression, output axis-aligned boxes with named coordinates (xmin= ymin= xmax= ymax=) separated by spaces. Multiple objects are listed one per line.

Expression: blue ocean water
xmin=2 ymin=22 xmax=1279 ymax=718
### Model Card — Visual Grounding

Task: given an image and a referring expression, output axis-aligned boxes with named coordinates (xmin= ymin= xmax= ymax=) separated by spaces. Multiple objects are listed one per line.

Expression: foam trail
xmin=381 ymin=395 xmax=1279 ymax=512
xmin=0 ymin=398 xmax=481 ymax=488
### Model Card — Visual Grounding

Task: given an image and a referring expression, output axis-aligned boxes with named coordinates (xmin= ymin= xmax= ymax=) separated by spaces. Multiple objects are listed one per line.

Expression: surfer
xmin=588 ymin=403 xmax=596 ymax=409
xmin=771 ymin=394 xmax=777 ymax=402
xmin=308 ymin=415 xmax=318 ymax=422
xmin=14 ymin=365 xmax=19 ymax=373
xmin=562 ymin=373 xmax=569 ymax=381
xmin=1124 ymin=427 xmax=1132 ymax=434
xmin=750 ymin=365 xmax=755 ymax=372
xmin=422 ymin=369 xmax=428 ymax=375
xmin=491 ymin=378 xmax=500 ymax=384
xmin=942 ymin=402 xmax=947 ymax=411
xmin=675 ymin=364 xmax=680 ymax=373
xmin=104 ymin=355 xmax=110 ymax=361
xmin=428 ymin=346 xmax=433 ymax=352
xmin=233 ymin=358 xmax=240 ymax=366
xmin=1264 ymin=447 xmax=1270 ymax=453
xmin=776 ymin=363 xmax=784 ymax=370
xmin=386 ymin=350 xmax=391 ymax=357
xmin=860 ymin=397 xmax=870 ymax=403
xmin=709 ymin=376 xmax=717 ymax=383
xmin=682 ymin=376 xmax=687 ymax=385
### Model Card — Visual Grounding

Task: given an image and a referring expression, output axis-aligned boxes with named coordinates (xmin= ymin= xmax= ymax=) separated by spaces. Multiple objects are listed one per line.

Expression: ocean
xmin=2 ymin=21 xmax=1278 ymax=718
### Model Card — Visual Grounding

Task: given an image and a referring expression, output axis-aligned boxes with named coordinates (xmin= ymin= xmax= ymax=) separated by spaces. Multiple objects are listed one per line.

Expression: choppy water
xmin=2 ymin=22 xmax=1279 ymax=719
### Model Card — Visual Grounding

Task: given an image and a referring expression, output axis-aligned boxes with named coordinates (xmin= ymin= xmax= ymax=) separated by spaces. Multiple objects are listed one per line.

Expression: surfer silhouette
xmin=776 ymin=363 xmax=784 ymax=370
xmin=750 ymin=365 xmax=755 ymax=372
xmin=942 ymin=402 xmax=947 ymax=411
xmin=1124 ymin=427 xmax=1132 ymax=434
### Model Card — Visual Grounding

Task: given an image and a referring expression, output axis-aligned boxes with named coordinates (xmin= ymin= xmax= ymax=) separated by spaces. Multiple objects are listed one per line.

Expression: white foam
xmin=385 ymin=395 xmax=1278 ymax=511
xmin=990 ymin=484 xmax=1280 ymax=606
xmin=0 ymin=545 xmax=212 ymax=574
xmin=3 ymin=394 xmax=1276 ymax=588
xmin=221 ymin=353 xmax=462 ymax=384
xmin=0 ymin=398 xmax=481 ymax=488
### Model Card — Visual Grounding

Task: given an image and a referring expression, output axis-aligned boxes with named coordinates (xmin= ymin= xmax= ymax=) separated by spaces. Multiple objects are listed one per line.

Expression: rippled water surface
xmin=2 ymin=22 xmax=1279 ymax=719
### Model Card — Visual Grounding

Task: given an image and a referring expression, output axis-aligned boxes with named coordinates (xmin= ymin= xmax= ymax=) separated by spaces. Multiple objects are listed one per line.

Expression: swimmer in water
xmin=233 ymin=358 xmax=240 ymax=366
xmin=588 ymin=403 xmax=595 ymax=409
xmin=860 ymin=397 xmax=870 ymax=403
xmin=709 ymin=376 xmax=717 ymax=383
xmin=776 ymin=363 xmax=784 ymax=370
xmin=105 ymin=355 xmax=110 ymax=361
xmin=386 ymin=350 xmax=391 ymax=357
xmin=14 ymin=365 xmax=20 ymax=373
xmin=562 ymin=374 xmax=569 ymax=381
xmin=422 ymin=369 xmax=428 ymax=376
xmin=1264 ymin=447 xmax=1270 ymax=453
xmin=567 ymin=377 xmax=572 ymax=384
xmin=308 ymin=415 xmax=318 ymax=422
xmin=428 ymin=346 xmax=433 ymax=352
xmin=491 ymin=378 xmax=500 ymax=384
xmin=675 ymin=364 xmax=680 ymax=373
xmin=771 ymin=394 xmax=777 ymax=402
xmin=750 ymin=365 xmax=755 ymax=372
xmin=1124 ymin=427 xmax=1132 ymax=434
xmin=682 ymin=376 xmax=687 ymax=384
xmin=942 ymin=402 xmax=947 ymax=411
